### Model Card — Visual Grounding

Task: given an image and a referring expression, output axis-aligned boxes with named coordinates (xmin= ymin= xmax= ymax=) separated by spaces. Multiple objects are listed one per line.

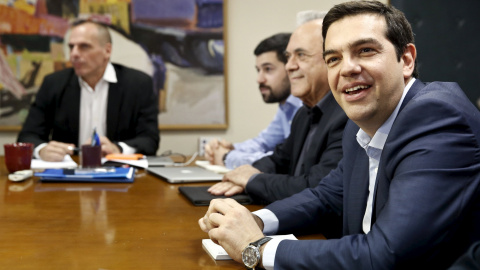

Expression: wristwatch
xmin=242 ymin=236 xmax=272 ymax=269
xmin=222 ymin=151 xmax=230 ymax=164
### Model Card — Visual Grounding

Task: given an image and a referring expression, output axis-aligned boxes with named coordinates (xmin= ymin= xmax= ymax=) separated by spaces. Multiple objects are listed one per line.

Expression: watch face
xmin=242 ymin=245 xmax=259 ymax=268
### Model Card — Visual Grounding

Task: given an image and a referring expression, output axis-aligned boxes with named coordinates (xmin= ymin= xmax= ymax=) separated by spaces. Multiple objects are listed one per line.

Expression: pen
xmin=67 ymin=146 xmax=80 ymax=152
xmin=91 ymin=127 xmax=100 ymax=146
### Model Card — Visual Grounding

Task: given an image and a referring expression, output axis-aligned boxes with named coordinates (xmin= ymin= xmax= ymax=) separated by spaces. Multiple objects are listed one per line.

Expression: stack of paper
xmin=31 ymin=155 xmax=78 ymax=169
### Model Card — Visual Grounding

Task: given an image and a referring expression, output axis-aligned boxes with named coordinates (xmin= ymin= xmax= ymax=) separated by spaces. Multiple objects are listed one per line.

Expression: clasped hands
xmin=39 ymin=136 xmax=121 ymax=162
xmin=198 ymin=198 xmax=265 ymax=263
xmin=204 ymin=139 xmax=233 ymax=166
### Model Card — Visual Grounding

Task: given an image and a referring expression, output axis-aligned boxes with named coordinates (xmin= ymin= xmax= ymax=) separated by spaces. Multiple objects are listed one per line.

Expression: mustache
xmin=259 ymin=84 xmax=271 ymax=91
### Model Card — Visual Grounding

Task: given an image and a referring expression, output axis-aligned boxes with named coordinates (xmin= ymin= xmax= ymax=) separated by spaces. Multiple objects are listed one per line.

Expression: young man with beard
xmin=205 ymin=33 xmax=303 ymax=169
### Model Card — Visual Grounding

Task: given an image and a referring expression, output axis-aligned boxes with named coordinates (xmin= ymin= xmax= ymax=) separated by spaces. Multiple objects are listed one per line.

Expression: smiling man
xmin=18 ymin=20 xmax=159 ymax=161
xmin=199 ymin=1 xmax=480 ymax=269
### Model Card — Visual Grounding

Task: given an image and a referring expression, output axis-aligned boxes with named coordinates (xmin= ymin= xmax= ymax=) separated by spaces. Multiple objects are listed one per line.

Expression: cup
xmin=81 ymin=145 xmax=102 ymax=168
xmin=4 ymin=143 xmax=34 ymax=173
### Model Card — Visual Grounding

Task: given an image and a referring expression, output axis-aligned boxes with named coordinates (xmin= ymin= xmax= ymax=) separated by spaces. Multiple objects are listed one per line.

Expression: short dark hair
xmin=71 ymin=19 xmax=112 ymax=45
xmin=254 ymin=33 xmax=291 ymax=64
xmin=322 ymin=0 xmax=418 ymax=78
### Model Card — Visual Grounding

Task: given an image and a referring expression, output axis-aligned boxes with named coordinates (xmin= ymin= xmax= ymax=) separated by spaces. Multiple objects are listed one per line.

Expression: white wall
xmin=0 ymin=0 xmax=385 ymax=156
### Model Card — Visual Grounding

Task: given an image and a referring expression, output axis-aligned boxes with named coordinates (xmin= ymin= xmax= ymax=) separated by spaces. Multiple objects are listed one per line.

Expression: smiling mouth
xmin=344 ymin=85 xmax=371 ymax=95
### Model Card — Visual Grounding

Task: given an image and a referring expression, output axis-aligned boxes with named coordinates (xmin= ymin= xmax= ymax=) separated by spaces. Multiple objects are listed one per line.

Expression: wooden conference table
xmin=0 ymin=156 xmax=324 ymax=269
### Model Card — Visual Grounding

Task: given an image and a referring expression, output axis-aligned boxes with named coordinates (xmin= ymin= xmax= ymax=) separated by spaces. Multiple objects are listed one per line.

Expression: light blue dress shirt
xmin=224 ymin=95 xmax=303 ymax=169
xmin=255 ymin=78 xmax=416 ymax=270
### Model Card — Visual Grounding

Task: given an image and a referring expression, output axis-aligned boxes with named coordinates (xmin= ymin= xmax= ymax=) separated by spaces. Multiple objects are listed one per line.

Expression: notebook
xmin=179 ymin=186 xmax=253 ymax=206
xmin=35 ymin=167 xmax=135 ymax=183
xmin=146 ymin=166 xmax=224 ymax=183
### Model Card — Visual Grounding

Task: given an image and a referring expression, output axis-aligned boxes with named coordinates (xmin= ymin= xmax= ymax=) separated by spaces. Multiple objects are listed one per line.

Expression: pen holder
xmin=81 ymin=145 xmax=102 ymax=168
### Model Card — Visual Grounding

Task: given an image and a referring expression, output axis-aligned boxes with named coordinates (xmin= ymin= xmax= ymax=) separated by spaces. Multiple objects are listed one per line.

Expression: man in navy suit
xmin=199 ymin=1 xmax=480 ymax=269
xmin=18 ymin=20 xmax=159 ymax=161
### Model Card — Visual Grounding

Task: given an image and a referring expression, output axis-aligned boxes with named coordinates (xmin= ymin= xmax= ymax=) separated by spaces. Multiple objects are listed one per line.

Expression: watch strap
xmin=250 ymin=236 xmax=272 ymax=247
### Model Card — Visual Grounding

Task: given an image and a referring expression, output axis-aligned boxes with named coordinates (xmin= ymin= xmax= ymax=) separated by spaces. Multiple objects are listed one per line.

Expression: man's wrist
xmin=113 ymin=142 xmax=123 ymax=153
xmin=222 ymin=151 xmax=230 ymax=165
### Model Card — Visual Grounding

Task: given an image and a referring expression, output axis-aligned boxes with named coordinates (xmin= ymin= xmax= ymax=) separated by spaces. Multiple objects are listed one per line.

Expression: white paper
xmin=102 ymin=158 xmax=148 ymax=169
xmin=195 ymin=160 xmax=230 ymax=174
xmin=31 ymin=155 xmax=78 ymax=169
xmin=202 ymin=234 xmax=297 ymax=260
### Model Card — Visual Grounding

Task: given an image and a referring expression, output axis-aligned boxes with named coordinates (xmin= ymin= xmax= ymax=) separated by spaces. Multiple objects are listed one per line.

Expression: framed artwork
xmin=0 ymin=0 xmax=228 ymax=131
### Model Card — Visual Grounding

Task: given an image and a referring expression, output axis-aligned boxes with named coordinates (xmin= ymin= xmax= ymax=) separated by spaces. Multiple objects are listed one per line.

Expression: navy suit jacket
xmin=266 ymin=80 xmax=480 ymax=269
xmin=17 ymin=64 xmax=159 ymax=155
xmin=248 ymin=93 xmax=348 ymax=204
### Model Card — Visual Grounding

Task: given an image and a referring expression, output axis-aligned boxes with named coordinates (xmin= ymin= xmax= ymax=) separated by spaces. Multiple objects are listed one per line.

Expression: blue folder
xmin=35 ymin=167 xmax=135 ymax=183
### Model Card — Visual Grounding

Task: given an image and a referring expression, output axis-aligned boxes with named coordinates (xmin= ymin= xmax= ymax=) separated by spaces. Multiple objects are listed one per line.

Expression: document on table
xmin=202 ymin=234 xmax=297 ymax=260
xmin=195 ymin=160 xmax=231 ymax=174
xmin=31 ymin=155 xmax=78 ymax=169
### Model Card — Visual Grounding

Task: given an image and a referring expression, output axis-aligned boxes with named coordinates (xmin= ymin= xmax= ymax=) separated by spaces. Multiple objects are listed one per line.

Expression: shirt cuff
xmin=118 ymin=142 xmax=136 ymax=155
xmin=34 ymin=143 xmax=48 ymax=159
xmin=253 ymin=209 xmax=279 ymax=235
xmin=262 ymin=237 xmax=285 ymax=270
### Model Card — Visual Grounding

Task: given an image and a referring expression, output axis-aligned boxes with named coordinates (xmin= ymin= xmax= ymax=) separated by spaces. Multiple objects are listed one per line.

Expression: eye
xmin=360 ymin=47 xmax=376 ymax=55
xmin=284 ymin=52 xmax=292 ymax=61
xmin=325 ymin=56 xmax=340 ymax=67
xmin=264 ymin=66 xmax=272 ymax=72
xmin=297 ymin=52 xmax=306 ymax=61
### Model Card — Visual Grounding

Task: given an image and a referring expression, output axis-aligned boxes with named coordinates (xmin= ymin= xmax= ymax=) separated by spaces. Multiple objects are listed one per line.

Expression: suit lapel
xmin=66 ymin=75 xmax=81 ymax=145
xmin=345 ymin=148 xmax=370 ymax=234
xmin=372 ymin=79 xmax=425 ymax=223
xmin=290 ymin=109 xmax=312 ymax=174
xmin=303 ymin=94 xmax=337 ymax=172
xmin=106 ymin=80 xmax=122 ymax=139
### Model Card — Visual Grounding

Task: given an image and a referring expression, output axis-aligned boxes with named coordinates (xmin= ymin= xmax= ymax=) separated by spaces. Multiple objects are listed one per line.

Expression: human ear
xmin=402 ymin=43 xmax=416 ymax=78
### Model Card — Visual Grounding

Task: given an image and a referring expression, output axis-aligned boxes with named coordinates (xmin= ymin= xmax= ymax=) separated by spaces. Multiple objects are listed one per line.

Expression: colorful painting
xmin=0 ymin=0 xmax=226 ymax=130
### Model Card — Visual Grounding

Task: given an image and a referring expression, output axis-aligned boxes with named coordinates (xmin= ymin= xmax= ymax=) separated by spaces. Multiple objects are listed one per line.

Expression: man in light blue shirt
xmin=205 ymin=33 xmax=302 ymax=169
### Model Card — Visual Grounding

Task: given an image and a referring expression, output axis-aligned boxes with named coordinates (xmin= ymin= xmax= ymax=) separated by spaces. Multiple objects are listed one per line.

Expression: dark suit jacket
xmin=17 ymin=64 xmax=159 ymax=155
xmin=247 ymin=93 xmax=348 ymax=204
xmin=266 ymin=80 xmax=480 ymax=269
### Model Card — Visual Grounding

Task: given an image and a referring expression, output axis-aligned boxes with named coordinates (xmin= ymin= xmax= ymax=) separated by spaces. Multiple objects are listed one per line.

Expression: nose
xmin=70 ymin=45 xmax=79 ymax=59
xmin=257 ymin=71 xmax=266 ymax=84
xmin=285 ymin=55 xmax=298 ymax=73
xmin=340 ymin=56 xmax=361 ymax=77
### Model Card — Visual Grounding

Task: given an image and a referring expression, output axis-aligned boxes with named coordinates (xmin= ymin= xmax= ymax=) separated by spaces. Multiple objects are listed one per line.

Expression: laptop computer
xmin=146 ymin=166 xmax=224 ymax=183
xmin=146 ymin=156 xmax=175 ymax=167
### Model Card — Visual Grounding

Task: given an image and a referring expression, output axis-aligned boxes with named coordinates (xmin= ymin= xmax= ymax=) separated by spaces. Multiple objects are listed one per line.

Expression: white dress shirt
xmin=255 ymin=78 xmax=416 ymax=270
xmin=34 ymin=63 xmax=135 ymax=158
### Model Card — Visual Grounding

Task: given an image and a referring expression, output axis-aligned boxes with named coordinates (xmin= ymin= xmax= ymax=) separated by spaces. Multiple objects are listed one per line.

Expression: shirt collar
xmin=280 ymin=94 xmax=302 ymax=114
xmin=303 ymin=91 xmax=332 ymax=113
xmin=78 ymin=62 xmax=117 ymax=88
xmin=103 ymin=62 xmax=117 ymax=83
xmin=356 ymin=78 xmax=416 ymax=152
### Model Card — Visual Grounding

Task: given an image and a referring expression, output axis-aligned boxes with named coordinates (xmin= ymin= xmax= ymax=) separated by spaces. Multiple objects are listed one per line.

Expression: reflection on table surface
xmin=0 ymin=157 xmax=324 ymax=269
